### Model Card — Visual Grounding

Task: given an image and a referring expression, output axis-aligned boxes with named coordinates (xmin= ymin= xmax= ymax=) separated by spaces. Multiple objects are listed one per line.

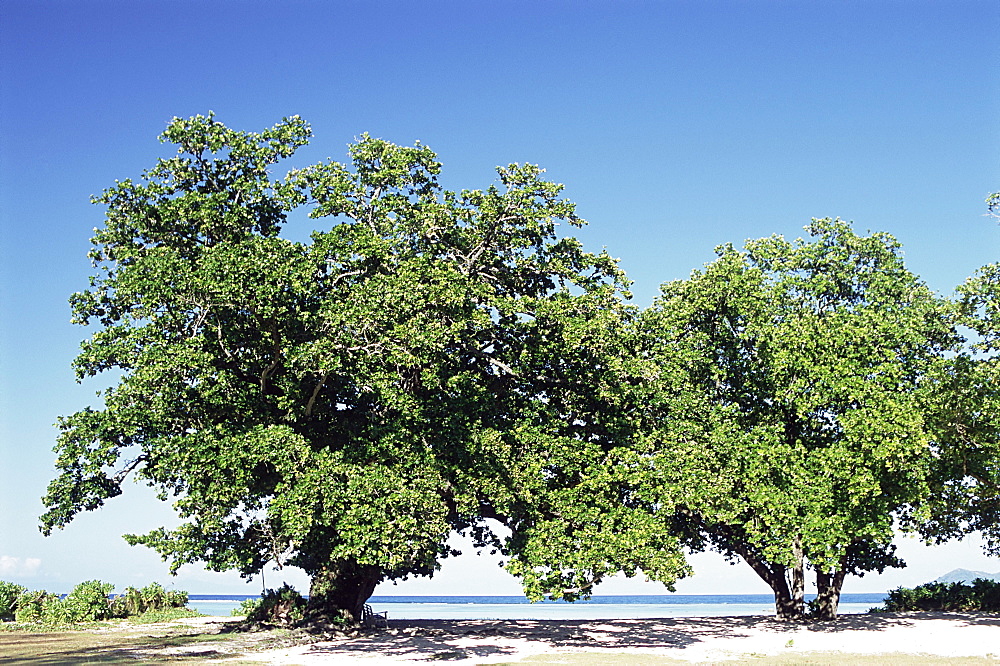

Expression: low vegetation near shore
xmin=873 ymin=578 xmax=1000 ymax=612
xmin=0 ymin=579 xmax=326 ymax=664
xmin=0 ymin=580 xmax=193 ymax=628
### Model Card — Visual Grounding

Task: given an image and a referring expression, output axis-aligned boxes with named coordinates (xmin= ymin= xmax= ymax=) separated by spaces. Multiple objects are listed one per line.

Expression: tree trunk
xmin=705 ymin=521 xmax=806 ymax=620
xmin=783 ymin=534 xmax=805 ymax=618
xmin=733 ymin=535 xmax=805 ymax=620
xmin=772 ymin=576 xmax=803 ymax=620
xmin=771 ymin=539 xmax=805 ymax=620
xmin=813 ymin=568 xmax=846 ymax=620
xmin=307 ymin=561 xmax=382 ymax=623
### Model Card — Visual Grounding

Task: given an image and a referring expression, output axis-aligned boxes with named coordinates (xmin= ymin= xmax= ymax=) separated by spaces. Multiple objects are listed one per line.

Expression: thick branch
xmin=305 ymin=372 xmax=330 ymax=417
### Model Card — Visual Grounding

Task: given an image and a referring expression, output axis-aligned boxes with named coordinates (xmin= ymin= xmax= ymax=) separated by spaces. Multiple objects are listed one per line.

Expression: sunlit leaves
xmin=919 ymin=260 xmax=1000 ymax=553
xmin=42 ymin=114 xmax=632 ymax=615
xmin=635 ymin=219 xmax=957 ymax=614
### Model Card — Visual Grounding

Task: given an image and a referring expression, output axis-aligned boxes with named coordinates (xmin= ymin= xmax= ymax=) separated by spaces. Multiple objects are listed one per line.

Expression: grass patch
xmin=0 ymin=617 xmax=285 ymax=664
xmin=128 ymin=607 xmax=203 ymax=624
xmin=0 ymin=630 xmax=217 ymax=664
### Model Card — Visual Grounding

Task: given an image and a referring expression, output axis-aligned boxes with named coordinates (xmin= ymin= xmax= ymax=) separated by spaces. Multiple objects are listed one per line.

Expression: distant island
xmin=933 ymin=568 xmax=1000 ymax=584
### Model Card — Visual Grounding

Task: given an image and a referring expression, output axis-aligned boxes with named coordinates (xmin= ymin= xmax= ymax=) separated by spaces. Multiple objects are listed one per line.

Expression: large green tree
xmin=632 ymin=220 xmax=958 ymax=620
xmin=41 ymin=113 xmax=650 ymax=620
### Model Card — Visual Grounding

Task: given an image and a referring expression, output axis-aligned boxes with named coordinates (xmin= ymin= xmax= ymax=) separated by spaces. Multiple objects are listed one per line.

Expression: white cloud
xmin=0 ymin=556 xmax=42 ymax=577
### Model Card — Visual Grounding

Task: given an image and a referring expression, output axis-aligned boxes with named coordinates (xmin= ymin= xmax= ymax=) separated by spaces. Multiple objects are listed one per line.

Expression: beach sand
xmin=234 ymin=613 xmax=1000 ymax=664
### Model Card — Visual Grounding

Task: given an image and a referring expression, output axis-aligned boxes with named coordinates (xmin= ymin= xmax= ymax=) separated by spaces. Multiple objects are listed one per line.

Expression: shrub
xmin=14 ymin=590 xmax=60 ymax=623
xmin=129 ymin=606 xmax=200 ymax=623
xmin=232 ymin=596 xmax=262 ymax=617
xmin=877 ymin=578 xmax=1000 ymax=612
xmin=139 ymin=581 xmax=165 ymax=610
xmin=163 ymin=587 xmax=188 ymax=609
xmin=0 ymin=581 xmax=26 ymax=621
xmin=55 ymin=580 xmax=115 ymax=622
xmin=111 ymin=582 xmax=188 ymax=617
xmin=242 ymin=584 xmax=306 ymax=625
xmin=111 ymin=586 xmax=144 ymax=617
xmin=11 ymin=580 xmax=189 ymax=625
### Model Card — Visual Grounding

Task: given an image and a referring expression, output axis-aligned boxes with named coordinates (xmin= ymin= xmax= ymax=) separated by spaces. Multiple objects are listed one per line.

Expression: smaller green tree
xmin=488 ymin=295 xmax=693 ymax=601
xmin=634 ymin=219 xmax=957 ymax=620
xmin=914 ymin=191 xmax=1000 ymax=554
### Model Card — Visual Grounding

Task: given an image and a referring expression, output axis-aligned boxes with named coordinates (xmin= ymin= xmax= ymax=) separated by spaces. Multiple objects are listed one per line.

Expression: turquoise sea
xmin=187 ymin=593 xmax=886 ymax=619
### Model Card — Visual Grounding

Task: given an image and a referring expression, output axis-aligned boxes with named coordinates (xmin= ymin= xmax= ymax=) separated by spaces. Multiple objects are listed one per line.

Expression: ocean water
xmin=187 ymin=593 xmax=886 ymax=619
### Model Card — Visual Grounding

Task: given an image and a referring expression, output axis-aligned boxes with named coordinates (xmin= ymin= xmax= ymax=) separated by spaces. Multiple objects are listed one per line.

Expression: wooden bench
xmin=361 ymin=603 xmax=389 ymax=628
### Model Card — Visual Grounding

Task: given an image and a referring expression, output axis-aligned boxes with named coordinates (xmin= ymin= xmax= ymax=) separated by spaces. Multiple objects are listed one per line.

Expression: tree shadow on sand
xmin=301 ymin=615 xmax=928 ymax=661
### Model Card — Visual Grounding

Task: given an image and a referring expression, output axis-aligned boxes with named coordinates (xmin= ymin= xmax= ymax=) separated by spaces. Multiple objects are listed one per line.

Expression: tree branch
xmin=305 ymin=371 xmax=330 ymax=417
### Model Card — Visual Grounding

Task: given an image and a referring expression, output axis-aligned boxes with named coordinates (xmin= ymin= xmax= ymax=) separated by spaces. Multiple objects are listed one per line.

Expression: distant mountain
xmin=933 ymin=568 xmax=1000 ymax=584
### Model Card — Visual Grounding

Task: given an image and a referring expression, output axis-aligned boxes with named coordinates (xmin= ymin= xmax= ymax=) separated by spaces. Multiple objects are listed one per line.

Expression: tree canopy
xmin=42 ymin=113 xmax=996 ymax=625
xmin=41 ymin=113 xmax=663 ymax=620
xmin=629 ymin=220 xmax=959 ymax=619
xmin=914 ymin=192 xmax=1000 ymax=558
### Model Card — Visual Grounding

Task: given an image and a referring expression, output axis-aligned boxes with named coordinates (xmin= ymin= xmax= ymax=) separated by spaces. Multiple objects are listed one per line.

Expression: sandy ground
xmin=229 ymin=613 xmax=1000 ymax=664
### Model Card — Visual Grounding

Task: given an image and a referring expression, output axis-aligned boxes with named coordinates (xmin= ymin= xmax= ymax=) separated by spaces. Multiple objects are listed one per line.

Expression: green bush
xmin=232 ymin=596 xmax=262 ymax=617
xmin=10 ymin=580 xmax=188 ymax=625
xmin=111 ymin=582 xmax=188 ymax=617
xmin=14 ymin=582 xmax=112 ymax=624
xmin=14 ymin=590 xmax=61 ymax=623
xmin=138 ymin=581 xmax=165 ymax=610
xmin=53 ymin=580 xmax=115 ymax=622
xmin=242 ymin=584 xmax=306 ymax=625
xmin=111 ymin=586 xmax=144 ymax=617
xmin=0 ymin=581 xmax=27 ymax=621
xmin=162 ymin=587 xmax=188 ymax=609
xmin=877 ymin=578 xmax=1000 ymax=612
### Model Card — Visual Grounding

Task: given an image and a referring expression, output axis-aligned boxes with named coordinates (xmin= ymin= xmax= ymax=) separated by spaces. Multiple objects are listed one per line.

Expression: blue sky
xmin=1 ymin=0 xmax=999 ymax=596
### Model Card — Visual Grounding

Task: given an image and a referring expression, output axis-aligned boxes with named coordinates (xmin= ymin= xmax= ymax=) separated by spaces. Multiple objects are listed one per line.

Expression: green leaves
xmin=917 ymin=261 xmax=1000 ymax=552
xmin=51 ymin=113 xmax=986 ymax=621
xmin=44 ymin=114 xmax=634 ymax=614
xmin=633 ymin=220 xmax=958 ymax=614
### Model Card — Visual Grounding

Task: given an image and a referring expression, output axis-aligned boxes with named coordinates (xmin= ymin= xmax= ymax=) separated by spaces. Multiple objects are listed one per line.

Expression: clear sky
xmin=1 ymin=0 xmax=999 ymax=597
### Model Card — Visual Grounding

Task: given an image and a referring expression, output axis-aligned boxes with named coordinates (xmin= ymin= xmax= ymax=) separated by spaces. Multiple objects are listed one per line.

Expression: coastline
xmin=186 ymin=593 xmax=885 ymax=619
